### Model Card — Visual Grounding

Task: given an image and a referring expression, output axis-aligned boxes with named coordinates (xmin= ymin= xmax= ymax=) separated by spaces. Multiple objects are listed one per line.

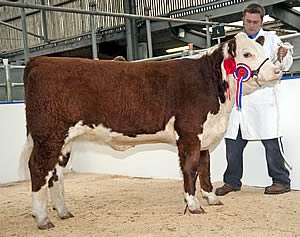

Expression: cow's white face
xmin=233 ymin=32 xmax=282 ymax=95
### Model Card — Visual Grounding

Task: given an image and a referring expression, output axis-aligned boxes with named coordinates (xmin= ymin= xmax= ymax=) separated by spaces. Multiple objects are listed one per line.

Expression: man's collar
xmin=246 ymin=28 xmax=264 ymax=40
xmin=248 ymin=32 xmax=259 ymax=39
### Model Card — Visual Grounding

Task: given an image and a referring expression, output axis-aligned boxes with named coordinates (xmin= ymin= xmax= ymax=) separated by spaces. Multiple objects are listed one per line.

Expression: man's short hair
xmin=243 ymin=3 xmax=265 ymax=20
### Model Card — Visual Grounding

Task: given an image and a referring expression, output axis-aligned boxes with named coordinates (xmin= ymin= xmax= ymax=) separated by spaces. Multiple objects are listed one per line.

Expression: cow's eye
xmin=243 ymin=52 xmax=252 ymax=58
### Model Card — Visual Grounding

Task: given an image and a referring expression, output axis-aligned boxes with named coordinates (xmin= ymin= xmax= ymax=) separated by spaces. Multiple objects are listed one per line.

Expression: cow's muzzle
xmin=251 ymin=58 xmax=269 ymax=87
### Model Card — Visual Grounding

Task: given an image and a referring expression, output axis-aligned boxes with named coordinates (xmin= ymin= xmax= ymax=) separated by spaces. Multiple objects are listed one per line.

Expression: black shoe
xmin=264 ymin=183 xmax=290 ymax=195
xmin=215 ymin=183 xmax=241 ymax=196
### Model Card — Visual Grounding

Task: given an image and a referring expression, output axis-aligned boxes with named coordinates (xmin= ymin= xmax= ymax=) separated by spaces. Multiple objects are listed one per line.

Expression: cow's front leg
xmin=177 ymin=135 xmax=205 ymax=214
xmin=198 ymin=150 xmax=223 ymax=205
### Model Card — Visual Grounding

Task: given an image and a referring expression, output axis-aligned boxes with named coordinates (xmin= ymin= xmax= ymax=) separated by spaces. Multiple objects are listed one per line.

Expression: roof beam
xmin=268 ymin=5 xmax=300 ymax=31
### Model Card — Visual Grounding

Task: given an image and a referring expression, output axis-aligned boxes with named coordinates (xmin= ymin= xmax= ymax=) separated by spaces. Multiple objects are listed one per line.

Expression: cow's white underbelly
xmin=62 ymin=117 xmax=177 ymax=155
xmin=62 ymin=100 xmax=233 ymax=156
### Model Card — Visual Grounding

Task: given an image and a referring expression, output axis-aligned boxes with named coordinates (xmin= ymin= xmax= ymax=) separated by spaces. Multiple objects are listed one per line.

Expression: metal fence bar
xmin=145 ymin=7 xmax=153 ymax=58
xmin=11 ymin=83 xmax=24 ymax=87
xmin=21 ymin=0 xmax=29 ymax=63
xmin=41 ymin=0 xmax=49 ymax=42
xmin=135 ymin=48 xmax=207 ymax=62
xmin=280 ymin=33 xmax=300 ymax=40
xmin=89 ymin=1 xmax=98 ymax=60
xmin=3 ymin=59 xmax=12 ymax=102
xmin=0 ymin=20 xmax=43 ymax=39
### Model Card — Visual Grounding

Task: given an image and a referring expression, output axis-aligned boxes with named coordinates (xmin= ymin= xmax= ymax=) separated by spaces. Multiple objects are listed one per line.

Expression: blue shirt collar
xmin=247 ymin=32 xmax=259 ymax=39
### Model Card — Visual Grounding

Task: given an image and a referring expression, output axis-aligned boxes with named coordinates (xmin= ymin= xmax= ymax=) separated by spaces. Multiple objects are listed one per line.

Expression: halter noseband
xmin=251 ymin=58 xmax=269 ymax=87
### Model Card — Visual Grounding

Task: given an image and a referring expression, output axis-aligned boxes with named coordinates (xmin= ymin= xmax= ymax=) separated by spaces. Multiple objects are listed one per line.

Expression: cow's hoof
xmin=214 ymin=200 xmax=224 ymax=205
xmin=38 ymin=221 xmax=55 ymax=230
xmin=60 ymin=212 xmax=74 ymax=220
xmin=208 ymin=199 xmax=224 ymax=206
xmin=189 ymin=207 xmax=206 ymax=214
xmin=184 ymin=204 xmax=206 ymax=214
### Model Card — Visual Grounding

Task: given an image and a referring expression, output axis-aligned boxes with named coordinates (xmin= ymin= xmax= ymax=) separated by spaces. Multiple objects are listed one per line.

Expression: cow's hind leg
xmin=177 ymin=135 xmax=205 ymax=214
xmin=30 ymin=137 xmax=73 ymax=229
xmin=30 ymin=141 xmax=56 ymax=230
xmin=198 ymin=150 xmax=223 ymax=205
xmin=49 ymin=152 xmax=74 ymax=220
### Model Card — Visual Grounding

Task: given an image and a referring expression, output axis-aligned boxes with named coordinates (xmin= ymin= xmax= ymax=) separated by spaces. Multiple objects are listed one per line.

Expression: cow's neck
xmin=216 ymin=41 xmax=239 ymax=112
xmin=203 ymin=44 xmax=228 ymax=104
xmin=205 ymin=43 xmax=237 ymax=111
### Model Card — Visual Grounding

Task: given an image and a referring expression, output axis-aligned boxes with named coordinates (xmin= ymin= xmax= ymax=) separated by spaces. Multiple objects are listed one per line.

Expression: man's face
xmin=243 ymin=12 xmax=262 ymax=35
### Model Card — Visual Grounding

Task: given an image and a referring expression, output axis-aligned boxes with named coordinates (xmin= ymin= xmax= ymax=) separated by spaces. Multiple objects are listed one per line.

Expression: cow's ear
xmin=227 ymin=39 xmax=236 ymax=58
xmin=256 ymin=36 xmax=265 ymax=46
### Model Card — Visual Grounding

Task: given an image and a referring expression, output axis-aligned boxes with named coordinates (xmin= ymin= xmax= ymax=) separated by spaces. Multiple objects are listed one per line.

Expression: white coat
xmin=225 ymin=29 xmax=293 ymax=140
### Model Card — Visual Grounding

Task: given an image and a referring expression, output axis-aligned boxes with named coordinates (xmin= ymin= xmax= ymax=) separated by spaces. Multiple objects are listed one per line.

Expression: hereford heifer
xmin=21 ymin=32 xmax=282 ymax=229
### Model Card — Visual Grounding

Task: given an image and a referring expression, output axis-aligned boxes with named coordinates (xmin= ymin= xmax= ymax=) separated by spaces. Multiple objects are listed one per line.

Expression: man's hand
xmin=277 ymin=47 xmax=288 ymax=63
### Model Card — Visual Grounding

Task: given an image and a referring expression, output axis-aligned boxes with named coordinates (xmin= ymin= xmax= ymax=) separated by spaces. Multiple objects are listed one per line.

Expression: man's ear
xmin=256 ymin=36 xmax=265 ymax=46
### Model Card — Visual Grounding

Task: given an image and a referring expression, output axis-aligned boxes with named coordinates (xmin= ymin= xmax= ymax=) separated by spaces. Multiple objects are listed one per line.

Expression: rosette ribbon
xmin=233 ymin=63 xmax=252 ymax=109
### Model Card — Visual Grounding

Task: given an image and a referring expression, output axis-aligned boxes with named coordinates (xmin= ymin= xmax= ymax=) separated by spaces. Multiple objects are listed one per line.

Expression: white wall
xmin=0 ymin=103 xmax=26 ymax=184
xmin=1 ymin=79 xmax=300 ymax=190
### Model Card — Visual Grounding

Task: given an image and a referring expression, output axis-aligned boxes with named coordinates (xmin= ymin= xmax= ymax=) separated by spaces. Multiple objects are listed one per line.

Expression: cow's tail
xmin=18 ymin=133 xmax=33 ymax=181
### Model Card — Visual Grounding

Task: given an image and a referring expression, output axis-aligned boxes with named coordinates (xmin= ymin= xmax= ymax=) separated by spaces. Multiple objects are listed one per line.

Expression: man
xmin=216 ymin=3 xmax=293 ymax=196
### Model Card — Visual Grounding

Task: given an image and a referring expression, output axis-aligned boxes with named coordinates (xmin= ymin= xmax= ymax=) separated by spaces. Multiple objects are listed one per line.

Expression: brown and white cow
xmin=20 ymin=32 xmax=282 ymax=229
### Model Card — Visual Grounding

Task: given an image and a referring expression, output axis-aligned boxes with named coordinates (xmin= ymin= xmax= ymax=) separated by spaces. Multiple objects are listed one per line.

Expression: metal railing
xmin=0 ymin=59 xmax=25 ymax=103
xmin=0 ymin=0 xmax=244 ymax=51
xmin=1 ymin=32 xmax=299 ymax=103
xmin=0 ymin=0 xmax=246 ymax=62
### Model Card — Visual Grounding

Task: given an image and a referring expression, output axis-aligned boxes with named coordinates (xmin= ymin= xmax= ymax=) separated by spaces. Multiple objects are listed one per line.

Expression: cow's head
xmin=225 ymin=32 xmax=282 ymax=95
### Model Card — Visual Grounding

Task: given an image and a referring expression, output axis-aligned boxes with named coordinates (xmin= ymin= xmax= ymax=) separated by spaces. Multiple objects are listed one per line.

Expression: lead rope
xmin=278 ymin=137 xmax=293 ymax=170
xmin=252 ymin=58 xmax=269 ymax=87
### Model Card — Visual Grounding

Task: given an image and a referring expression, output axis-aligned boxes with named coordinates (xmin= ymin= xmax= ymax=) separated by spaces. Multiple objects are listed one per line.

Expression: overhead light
xmin=166 ymin=45 xmax=189 ymax=53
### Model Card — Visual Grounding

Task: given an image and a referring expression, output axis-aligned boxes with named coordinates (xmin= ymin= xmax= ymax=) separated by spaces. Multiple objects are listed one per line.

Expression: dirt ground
xmin=0 ymin=172 xmax=299 ymax=237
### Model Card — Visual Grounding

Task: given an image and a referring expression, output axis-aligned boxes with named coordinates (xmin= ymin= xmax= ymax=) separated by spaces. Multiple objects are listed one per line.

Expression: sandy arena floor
xmin=0 ymin=172 xmax=299 ymax=237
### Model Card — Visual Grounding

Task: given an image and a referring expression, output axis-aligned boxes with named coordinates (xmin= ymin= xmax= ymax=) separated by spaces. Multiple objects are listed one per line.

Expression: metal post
xmin=89 ymin=1 xmax=98 ymax=60
xmin=130 ymin=0 xmax=138 ymax=60
xmin=3 ymin=59 xmax=12 ymax=102
xmin=41 ymin=0 xmax=49 ymax=43
xmin=205 ymin=15 xmax=211 ymax=48
xmin=145 ymin=7 xmax=153 ymax=58
xmin=188 ymin=43 xmax=193 ymax=56
xmin=124 ymin=0 xmax=138 ymax=61
xmin=21 ymin=0 xmax=29 ymax=63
